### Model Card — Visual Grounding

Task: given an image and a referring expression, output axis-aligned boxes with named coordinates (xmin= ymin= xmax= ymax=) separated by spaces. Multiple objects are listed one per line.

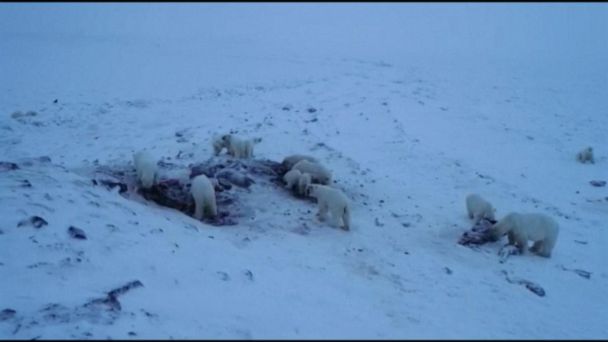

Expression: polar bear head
xmin=221 ymin=134 xmax=234 ymax=144
xmin=489 ymin=212 xmax=517 ymax=241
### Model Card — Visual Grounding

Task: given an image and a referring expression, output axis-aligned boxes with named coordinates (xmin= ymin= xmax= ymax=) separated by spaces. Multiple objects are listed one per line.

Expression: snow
xmin=1 ymin=3 xmax=607 ymax=339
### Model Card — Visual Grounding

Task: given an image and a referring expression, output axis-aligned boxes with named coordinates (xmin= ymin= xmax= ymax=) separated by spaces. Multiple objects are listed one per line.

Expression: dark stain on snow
xmin=0 ymin=161 xmax=19 ymax=172
xmin=68 ymin=226 xmax=87 ymax=240
xmin=502 ymin=270 xmax=545 ymax=297
xmin=18 ymin=216 xmax=48 ymax=229
xmin=0 ymin=308 xmax=16 ymax=321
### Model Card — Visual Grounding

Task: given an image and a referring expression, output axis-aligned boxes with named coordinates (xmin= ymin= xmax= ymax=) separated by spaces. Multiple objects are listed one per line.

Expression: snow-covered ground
xmin=1 ymin=3 xmax=607 ymax=339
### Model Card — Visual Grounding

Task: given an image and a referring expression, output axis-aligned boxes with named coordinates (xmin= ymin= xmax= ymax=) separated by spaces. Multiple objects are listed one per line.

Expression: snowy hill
xmin=1 ymin=3 xmax=607 ymax=339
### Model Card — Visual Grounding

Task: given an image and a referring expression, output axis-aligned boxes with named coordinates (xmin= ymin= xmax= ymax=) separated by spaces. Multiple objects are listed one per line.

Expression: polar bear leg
xmin=538 ymin=236 xmax=556 ymax=258
xmin=330 ymin=214 xmax=340 ymax=228
xmin=287 ymin=180 xmax=295 ymax=189
xmin=196 ymin=197 xmax=217 ymax=219
xmin=204 ymin=197 xmax=218 ymax=218
xmin=232 ymin=143 xmax=241 ymax=158
xmin=242 ymin=142 xmax=250 ymax=158
xmin=317 ymin=200 xmax=328 ymax=221
xmin=194 ymin=202 xmax=203 ymax=220
xmin=514 ymin=234 xmax=528 ymax=255
xmin=537 ymin=251 xmax=551 ymax=258
xmin=530 ymin=240 xmax=543 ymax=254
xmin=536 ymin=246 xmax=551 ymax=258
xmin=246 ymin=141 xmax=253 ymax=158
xmin=507 ymin=231 xmax=516 ymax=245
xmin=532 ymin=239 xmax=549 ymax=257
xmin=342 ymin=206 xmax=351 ymax=231
xmin=297 ymin=174 xmax=311 ymax=195
xmin=327 ymin=205 xmax=340 ymax=227
xmin=285 ymin=178 xmax=296 ymax=189
xmin=326 ymin=203 xmax=347 ymax=230
xmin=191 ymin=175 xmax=217 ymax=220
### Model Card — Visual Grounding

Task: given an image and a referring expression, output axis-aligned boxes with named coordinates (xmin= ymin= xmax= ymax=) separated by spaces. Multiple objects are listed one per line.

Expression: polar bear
xmin=466 ymin=194 xmax=496 ymax=224
xmin=305 ymin=184 xmax=350 ymax=230
xmin=222 ymin=134 xmax=262 ymax=159
xmin=281 ymin=154 xmax=318 ymax=171
xmin=291 ymin=159 xmax=332 ymax=185
xmin=133 ymin=150 xmax=158 ymax=189
xmin=191 ymin=174 xmax=217 ymax=220
xmin=576 ymin=147 xmax=594 ymax=164
xmin=489 ymin=212 xmax=559 ymax=258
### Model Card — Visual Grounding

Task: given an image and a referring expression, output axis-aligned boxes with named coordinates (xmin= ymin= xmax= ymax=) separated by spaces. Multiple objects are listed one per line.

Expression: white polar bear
xmin=489 ymin=212 xmax=559 ymax=258
xmin=306 ymin=184 xmax=351 ymax=231
xmin=191 ymin=174 xmax=217 ymax=220
xmin=281 ymin=154 xmax=318 ymax=171
xmin=291 ymin=159 xmax=332 ymax=185
xmin=283 ymin=169 xmax=312 ymax=196
xmin=466 ymin=193 xmax=496 ymax=223
xmin=133 ymin=150 xmax=158 ymax=189
xmin=576 ymin=147 xmax=594 ymax=164
xmin=222 ymin=134 xmax=262 ymax=159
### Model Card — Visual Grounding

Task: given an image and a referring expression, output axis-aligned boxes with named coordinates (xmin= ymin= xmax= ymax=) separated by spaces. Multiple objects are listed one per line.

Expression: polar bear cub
xmin=489 ymin=212 xmax=559 ymax=258
xmin=576 ymin=147 xmax=594 ymax=164
xmin=291 ymin=159 xmax=332 ymax=185
xmin=466 ymin=193 xmax=496 ymax=223
xmin=133 ymin=150 xmax=158 ymax=189
xmin=281 ymin=154 xmax=318 ymax=171
xmin=283 ymin=169 xmax=312 ymax=196
xmin=222 ymin=134 xmax=262 ymax=159
xmin=306 ymin=184 xmax=350 ymax=231
xmin=191 ymin=174 xmax=217 ymax=220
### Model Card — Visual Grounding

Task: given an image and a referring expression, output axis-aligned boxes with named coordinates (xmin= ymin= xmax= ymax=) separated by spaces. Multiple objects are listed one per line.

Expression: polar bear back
xmin=308 ymin=184 xmax=348 ymax=207
xmin=133 ymin=150 xmax=158 ymax=188
xmin=513 ymin=213 xmax=559 ymax=240
xmin=223 ymin=134 xmax=256 ymax=158
xmin=282 ymin=154 xmax=318 ymax=171
xmin=495 ymin=212 xmax=559 ymax=240
xmin=292 ymin=159 xmax=332 ymax=185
